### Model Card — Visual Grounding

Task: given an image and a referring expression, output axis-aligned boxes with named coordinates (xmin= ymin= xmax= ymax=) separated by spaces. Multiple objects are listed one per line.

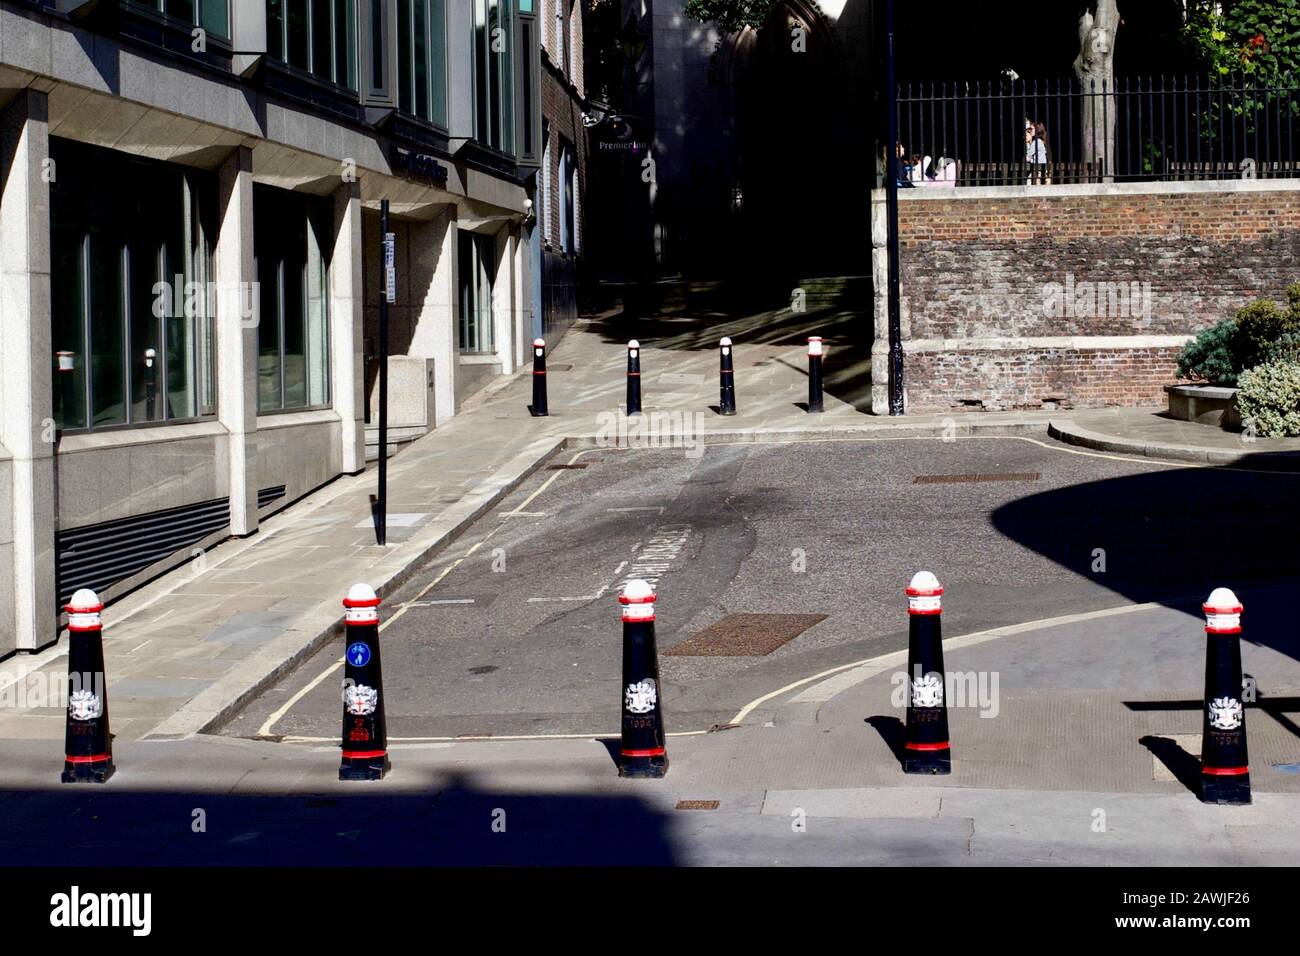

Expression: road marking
xmin=279 ymin=730 xmax=712 ymax=745
xmin=500 ymin=449 xmax=596 ymax=516
xmin=409 ymin=599 xmax=476 ymax=606
xmin=501 ymin=511 xmax=547 ymax=518
xmin=527 ymin=595 xmax=600 ymax=603
xmin=727 ymin=600 xmax=1169 ymax=724
xmin=606 ymin=506 xmax=665 ymax=513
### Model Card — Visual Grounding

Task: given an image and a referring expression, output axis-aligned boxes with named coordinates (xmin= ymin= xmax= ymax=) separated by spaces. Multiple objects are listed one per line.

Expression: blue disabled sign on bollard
xmin=347 ymin=642 xmax=371 ymax=667
xmin=383 ymin=232 xmax=396 ymax=304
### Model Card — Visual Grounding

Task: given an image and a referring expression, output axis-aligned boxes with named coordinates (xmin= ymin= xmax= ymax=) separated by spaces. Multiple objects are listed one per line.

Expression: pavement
xmin=1054 ymin=407 xmax=1300 ymax=468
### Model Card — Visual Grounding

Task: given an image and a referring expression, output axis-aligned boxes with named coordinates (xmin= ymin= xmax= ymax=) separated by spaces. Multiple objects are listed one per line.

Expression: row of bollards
xmin=60 ymin=578 xmax=1252 ymax=801
xmin=527 ymin=335 xmax=828 ymax=419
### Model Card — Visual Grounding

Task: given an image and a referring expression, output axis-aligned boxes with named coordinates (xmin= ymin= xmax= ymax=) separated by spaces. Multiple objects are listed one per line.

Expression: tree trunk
xmin=1073 ymin=0 xmax=1120 ymax=181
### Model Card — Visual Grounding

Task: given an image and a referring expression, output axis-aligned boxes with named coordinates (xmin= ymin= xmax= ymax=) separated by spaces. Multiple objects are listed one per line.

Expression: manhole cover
xmin=666 ymin=613 xmax=828 ymax=657
xmin=675 ymin=800 xmax=720 ymax=811
xmin=913 ymin=472 xmax=1040 ymax=485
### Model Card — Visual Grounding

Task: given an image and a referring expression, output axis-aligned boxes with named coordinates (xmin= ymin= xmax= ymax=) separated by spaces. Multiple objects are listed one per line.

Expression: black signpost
xmin=377 ymin=200 xmax=393 ymax=546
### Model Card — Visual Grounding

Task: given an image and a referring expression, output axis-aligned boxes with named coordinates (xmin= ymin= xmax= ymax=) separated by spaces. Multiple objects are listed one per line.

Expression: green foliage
xmin=682 ymin=0 xmax=773 ymax=34
xmin=1177 ymin=284 xmax=1300 ymax=385
xmin=1177 ymin=318 xmax=1241 ymax=385
xmin=1237 ymin=358 xmax=1300 ymax=437
xmin=1184 ymin=0 xmax=1300 ymax=82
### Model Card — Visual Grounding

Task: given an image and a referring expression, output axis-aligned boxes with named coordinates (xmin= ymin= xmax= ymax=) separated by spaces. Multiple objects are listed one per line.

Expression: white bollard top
xmin=720 ymin=337 xmax=732 ymax=347
xmin=533 ymin=338 xmax=546 ymax=348
xmin=628 ymin=339 xmax=640 ymax=350
xmin=1204 ymin=587 xmax=1243 ymax=633
xmin=69 ymin=588 xmax=101 ymax=611
xmin=619 ymin=579 xmax=656 ymax=622
xmin=906 ymin=571 xmax=943 ymax=615
xmin=344 ymin=582 xmax=380 ymax=625
xmin=66 ymin=588 xmax=103 ymax=631
xmin=808 ymin=336 xmax=824 ymax=357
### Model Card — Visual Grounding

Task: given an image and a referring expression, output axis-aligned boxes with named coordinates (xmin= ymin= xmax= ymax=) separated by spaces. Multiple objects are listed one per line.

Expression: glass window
xmin=254 ymin=186 xmax=332 ymax=412
xmin=473 ymin=0 xmax=515 ymax=152
xmin=458 ymin=232 xmax=496 ymax=354
xmin=50 ymin=139 xmax=216 ymax=431
xmin=267 ymin=0 xmax=359 ymax=90
xmin=128 ymin=0 xmax=231 ymax=41
xmin=396 ymin=0 xmax=448 ymax=126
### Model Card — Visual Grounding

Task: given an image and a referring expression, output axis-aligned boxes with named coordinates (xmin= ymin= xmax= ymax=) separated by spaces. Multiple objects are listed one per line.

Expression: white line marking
xmin=612 ymin=560 xmax=628 ymax=576
xmin=500 ymin=511 xmax=547 ymax=518
xmin=279 ymin=730 xmax=711 ymax=744
xmin=606 ymin=507 xmax=665 ymax=513
xmin=527 ymin=595 xmax=600 ymax=603
xmin=409 ymin=599 xmax=476 ymax=606
xmin=728 ymin=600 xmax=1167 ymax=724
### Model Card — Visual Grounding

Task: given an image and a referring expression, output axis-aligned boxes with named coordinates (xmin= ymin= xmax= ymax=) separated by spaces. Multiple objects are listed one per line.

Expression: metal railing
xmin=895 ymin=75 xmax=1300 ymax=187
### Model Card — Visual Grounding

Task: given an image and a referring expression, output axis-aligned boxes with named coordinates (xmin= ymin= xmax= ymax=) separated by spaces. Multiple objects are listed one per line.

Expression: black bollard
xmin=807 ymin=336 xmax=824 ymax=413
xmin=626 ymin=339 xmax=642 ymax=416
xmin=56 ymin=350 xmax=76 ymax=426
xmin=530 ymin=337 xmax=548 ymax=417
xmin=718 ymin=336 xmax=737 ymax=415
xmin=62 ymin=588 xmax=114 ymax=783
xmin=144 ymin=348 xmax=157 ymax=420
xmin=903 ymin=571 xmax=951 ymax=774
xmin=339 ymin=583 xmax=391 ymax=781
xmin=1200 ymin=587 xmax=1250 ymax=805
xmin=618 ymin=579 xmax=668 ymax=778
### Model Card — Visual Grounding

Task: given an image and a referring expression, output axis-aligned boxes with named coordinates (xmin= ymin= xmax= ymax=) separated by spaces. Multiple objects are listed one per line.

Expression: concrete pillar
xmin=407 ymin=205 xmax=457 ymax=428
xmin=493 ymin=227 xmax=516 ymax=375
xmin=331 ymin=180 xmax=365 ymax=473
xmin=0 ymin=88 xmax=55 ymax=651
xmin=870 ymin=188 xmax=909 ymax=415
xmin=215 ymin=146 xmax=258 ymax=536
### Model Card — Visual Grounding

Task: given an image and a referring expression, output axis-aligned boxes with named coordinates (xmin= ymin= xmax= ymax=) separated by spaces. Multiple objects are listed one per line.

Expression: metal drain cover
xmin=913 ymin=472 xmax=1040 ymax=485
xmin=666 ymin=613 xmax=828 ymax=657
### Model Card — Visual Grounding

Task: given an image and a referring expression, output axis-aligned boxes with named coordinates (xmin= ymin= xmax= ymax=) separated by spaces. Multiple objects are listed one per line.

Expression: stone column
xmin=407 ymin=205 xmax=458 ymax=429
xmin=331 ymin=180 xmax=365 ymax=473
xmin=0 ymin=88 xmax=55 ymax=651
xmin=493 ymin=226 xmax=516 ymax=376
xmin=871 ymin=188 xmax=909 ymax=415
xmin=214 ymin=146 xmax=259 ymax=536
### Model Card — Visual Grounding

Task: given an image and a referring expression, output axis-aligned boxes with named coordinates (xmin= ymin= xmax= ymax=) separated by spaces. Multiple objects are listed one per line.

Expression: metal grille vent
xmin=258 ymin=484 xmax=287 ymax=509
xmin=56 ymin=497 xmax=231 ymax=606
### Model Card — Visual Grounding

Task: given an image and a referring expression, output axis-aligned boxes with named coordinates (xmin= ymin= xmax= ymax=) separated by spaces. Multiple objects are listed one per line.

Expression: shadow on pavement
xmin=865 ymin=716 xmax=908 ymax=770
xmin=1139 ymin=735 xmax=1203 ymax=797
xmin=991 ymin=460 xmax=1300 ymax=666
xmin=0 ymin=769 xmax=680 ymax=866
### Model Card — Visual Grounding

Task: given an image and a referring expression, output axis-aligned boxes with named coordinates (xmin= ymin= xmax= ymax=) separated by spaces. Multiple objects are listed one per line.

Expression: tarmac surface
xmin=225 ymin=435 xmax=1300 ymax=755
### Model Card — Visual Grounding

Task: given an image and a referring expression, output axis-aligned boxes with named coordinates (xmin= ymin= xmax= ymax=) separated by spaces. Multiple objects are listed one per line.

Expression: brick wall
xmin=885 ymin=184 xmax=1300 ymax=412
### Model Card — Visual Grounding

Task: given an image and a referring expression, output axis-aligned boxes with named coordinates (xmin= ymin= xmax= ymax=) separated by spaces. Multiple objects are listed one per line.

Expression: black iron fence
xmin=895 ymin=75 xmax=1300 ymax=187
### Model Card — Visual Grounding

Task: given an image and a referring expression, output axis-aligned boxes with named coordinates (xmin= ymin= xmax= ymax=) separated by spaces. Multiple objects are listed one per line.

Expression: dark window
xmin=50 ymin=139 xmax=216 ymax=431
xmin=128 ymin=0 xmax=231 ymax=41
xmin=473 ymin=0 xmax=515 ymax=152
xmin=458 ymin=232 xmax=496 ymax=353
xmin=253 ymin=186 xmax=332 ymax=413
xmin=267 ymin=0 xmax=359 ymax=90
xmin=396 ymin=0 xmax=447 ymax=126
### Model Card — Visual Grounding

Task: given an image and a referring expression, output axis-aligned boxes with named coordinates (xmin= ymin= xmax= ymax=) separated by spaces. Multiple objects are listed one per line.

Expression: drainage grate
xmin=546 ymin=463 xmax=588 ymax=470
xmin=666 ymin=613 xmax=828 ymax=657
xmin=913 ymin=472 xmax=1040 ymax=485
xmin=675 ymin=800 xmax=720 ymax=811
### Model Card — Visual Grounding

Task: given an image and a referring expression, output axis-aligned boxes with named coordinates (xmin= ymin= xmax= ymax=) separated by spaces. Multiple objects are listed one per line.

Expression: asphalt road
xmin=224 ymin=435 xmax=1300 ymax=741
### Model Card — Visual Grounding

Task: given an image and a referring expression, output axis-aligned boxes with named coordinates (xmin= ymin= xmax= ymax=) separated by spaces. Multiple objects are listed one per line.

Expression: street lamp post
xmin=885 ymin=0 xmax=905 ymax=415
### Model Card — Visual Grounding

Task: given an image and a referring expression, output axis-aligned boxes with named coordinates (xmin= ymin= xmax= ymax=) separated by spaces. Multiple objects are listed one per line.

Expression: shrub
xmin=1235 ymin=297 xmax=1300 ymax=367
xmin=1236 ymin=358 xmax=1300 ymax=438
xmin=1177 ymin=318 xmax=1240 ymax=385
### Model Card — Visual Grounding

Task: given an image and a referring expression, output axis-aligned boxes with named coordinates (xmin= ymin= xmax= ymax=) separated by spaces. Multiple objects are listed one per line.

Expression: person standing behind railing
xmin=1026 ymin=121 xmax=1051 ymax=185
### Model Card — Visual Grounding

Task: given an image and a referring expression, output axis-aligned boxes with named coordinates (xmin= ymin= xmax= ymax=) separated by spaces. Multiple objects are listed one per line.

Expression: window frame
xmin=125 ymin=0 xmax=234 ymax=44
xmin=396 ymin=0 xmax=450 ymax=129
xmin=267 ymin=0 xmax=361 ymax=93
xmin=51 ymin=139 xmax=219 ymax=435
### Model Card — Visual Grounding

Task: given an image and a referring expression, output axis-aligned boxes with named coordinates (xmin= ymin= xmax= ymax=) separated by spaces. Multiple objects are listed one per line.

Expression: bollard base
xmin=529 ymin=406 xmax=548 ymax=417
xmin=807 ymin=404 xmax=824 ymax=414
xmin=618 ymin=753 xmax=669 ymax=779
xmin=62 ymin=759 xmax=115 ymax=784
xmin=1201 ymin=774 xmax=1251 ymax=805
xmin=719 ymin=407 xmax=736 ymax=417
xmin=903 ymin=749 xmax=951 ymax=775
xmin=339 ymin=753 xmax=391 ymax=781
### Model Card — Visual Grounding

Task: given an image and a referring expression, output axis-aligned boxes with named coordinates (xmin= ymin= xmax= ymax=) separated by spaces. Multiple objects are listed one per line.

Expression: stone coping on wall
xmin=872 ymin=178 xmax=1300 ymax=203
xmin=905 ymin=334 xmax=1193 ymax=353
xmin=57 ymin=420 xmax=229 ymax=454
